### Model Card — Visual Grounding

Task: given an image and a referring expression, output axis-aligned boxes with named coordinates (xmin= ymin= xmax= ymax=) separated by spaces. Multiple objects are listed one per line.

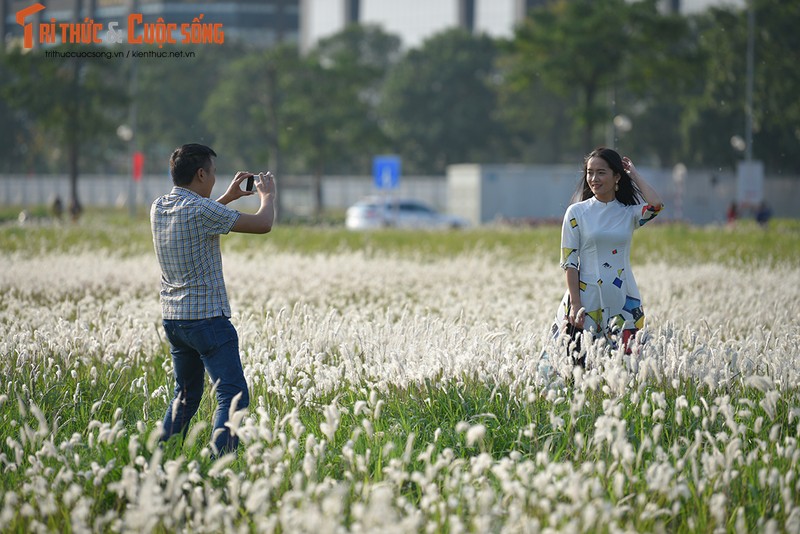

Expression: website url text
xmin=44 ymin=50 xmax=197 ymax=60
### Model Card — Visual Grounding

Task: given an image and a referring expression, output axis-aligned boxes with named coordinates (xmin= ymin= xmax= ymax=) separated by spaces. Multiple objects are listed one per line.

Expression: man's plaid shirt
xmin=150 ymin=187 xmax=240 ymax=320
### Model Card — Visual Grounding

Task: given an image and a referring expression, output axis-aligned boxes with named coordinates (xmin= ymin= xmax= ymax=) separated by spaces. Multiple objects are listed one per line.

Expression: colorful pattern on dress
xmin=561 ymin=248 xmax=578 ymax=268
xmin=587 ymin=309 xmax=603 ymax=325
xmin=623 ymin=296 xmax=645 ymax=329
xmin=613 ymin=268 xmax=624 ymax=288
xmin=638 ymin=204 xmax=663 ymax=227
xmin=623 ymin=296 xmax=640 ymax=313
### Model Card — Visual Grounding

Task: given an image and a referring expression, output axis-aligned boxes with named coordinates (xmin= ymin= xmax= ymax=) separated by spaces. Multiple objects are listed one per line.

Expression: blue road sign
xmin=373 ymin=155 xmax=401 ymax=189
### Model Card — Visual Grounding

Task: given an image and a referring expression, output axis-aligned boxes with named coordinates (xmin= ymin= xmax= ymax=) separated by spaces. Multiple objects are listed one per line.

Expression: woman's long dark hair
xmin=572 ymin=147 xmax=642 ymax=206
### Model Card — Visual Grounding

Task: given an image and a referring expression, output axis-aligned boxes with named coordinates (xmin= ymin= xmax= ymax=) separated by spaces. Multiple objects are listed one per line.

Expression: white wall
xmin=446 ymin=164 xmax=798 ymax=226
xmin=1 ymin=168 xmax=796 ymax=224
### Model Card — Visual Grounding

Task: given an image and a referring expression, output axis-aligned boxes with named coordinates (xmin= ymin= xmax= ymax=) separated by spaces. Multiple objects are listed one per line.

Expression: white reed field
xmin=1 ymin=229 xmax=799 ymax=533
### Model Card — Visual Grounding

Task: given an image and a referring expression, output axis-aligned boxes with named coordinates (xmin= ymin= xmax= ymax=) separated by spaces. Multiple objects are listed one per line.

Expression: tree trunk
xmin=68 ymin=57 xmax=83 ymax=220
xmin=68 ymin=136 xmax=82 ymax=220
xmin=265 ymin=64 xmax=283 ymax=220
xmin=584 ymin=82 xmax=596 ymax=150
xmin=313 ymin=169 xmax=323 ymax=217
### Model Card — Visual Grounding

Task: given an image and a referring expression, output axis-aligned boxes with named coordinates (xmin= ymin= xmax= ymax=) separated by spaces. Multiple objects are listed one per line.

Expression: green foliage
xmin=1 ymin=1 xmax=799 ymax=179
xmin=506 ymin=0 xmax=703 ymax=164
xmin=306 ymin=25 xmax=401 ymax=174
xmin=0 ymin=209 xmax=797 ymax=268
xmin=684 ymin=1 xmax=800 ymax=173
xmin=380 ymin=29 xmax=505 ymax=174
xmin=135 ymin=44 xmax=244 ymax=173
xmin=1 ymin=44 xmax=129 ymax=174
xmin=617 ymin=1 xmax=702 ymax=166
xmin=203 ymin=27 xmax=401 ymax=213
xmin=510 ymin=0 xmax=629 ymax=150
xmin=202 ymin=44 xmax=299 ymax=171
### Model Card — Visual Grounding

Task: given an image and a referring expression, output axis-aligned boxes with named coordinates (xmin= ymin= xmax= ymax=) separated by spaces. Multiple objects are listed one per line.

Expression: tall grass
xmin=1 ymin=211 xmax=798 ymax=532
xmin=1 ymin=206 xmax=798 ymax=264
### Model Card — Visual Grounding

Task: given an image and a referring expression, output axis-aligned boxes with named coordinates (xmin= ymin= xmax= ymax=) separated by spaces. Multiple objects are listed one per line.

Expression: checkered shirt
xmin=150 ymin=186 xmax=240 ymax=320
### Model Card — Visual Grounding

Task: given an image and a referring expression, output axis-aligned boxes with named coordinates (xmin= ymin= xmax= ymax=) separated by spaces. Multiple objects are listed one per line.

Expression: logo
xmin=105 ymin=22 xmax=124 ymax=44
xmin=16 ymin=2 xmax=45 ymax=49
xmin=14 ymin=2 xmax=225 ymax=50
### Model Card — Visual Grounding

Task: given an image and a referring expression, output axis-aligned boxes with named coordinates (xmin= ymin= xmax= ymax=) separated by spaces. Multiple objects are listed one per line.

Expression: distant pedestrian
xmin=755 ymin=201 xmax=771 ymax=228
xmin=51 ymin=195 xmax=64 ymax=220
xmin=726 ymin=201 xmax=737 ymax=227
xmin=69 ymin=199 xmax=82 ymax=222
xmin=551 ymin=147 xmax=664 ymax=367
xmin=151 ymin=143 xmax=276 ymax=456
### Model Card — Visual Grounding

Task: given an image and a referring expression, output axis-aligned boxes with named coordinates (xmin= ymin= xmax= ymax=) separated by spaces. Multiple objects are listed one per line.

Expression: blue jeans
xmin=161 ymin=316 xmax=250 ymax=455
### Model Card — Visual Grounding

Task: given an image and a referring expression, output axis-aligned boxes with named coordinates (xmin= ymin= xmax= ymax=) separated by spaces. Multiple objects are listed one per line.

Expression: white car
xmin=345 ymin=197 xmax=469 ymax=230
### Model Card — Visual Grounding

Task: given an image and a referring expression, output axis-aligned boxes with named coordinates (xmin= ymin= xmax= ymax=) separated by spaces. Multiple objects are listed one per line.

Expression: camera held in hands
xmin=243 ymin=174 xmax=255 ymax=192
xmin=243 ymin=171 xmax=273 ymax=192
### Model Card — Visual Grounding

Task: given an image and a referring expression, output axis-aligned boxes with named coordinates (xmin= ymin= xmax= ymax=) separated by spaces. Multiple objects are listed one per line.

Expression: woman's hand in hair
xmin=623 ymin=157 xmax=663 ymax=208
xmin=622 ymin=156 xmax=639 ymax=178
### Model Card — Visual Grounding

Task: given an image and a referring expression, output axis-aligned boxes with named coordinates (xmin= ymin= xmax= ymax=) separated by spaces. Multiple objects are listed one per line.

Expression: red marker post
xmin=129 ymin=151 xmax=144 ymax=217
xmin=132 ymin=151 xmax=144 ymax=182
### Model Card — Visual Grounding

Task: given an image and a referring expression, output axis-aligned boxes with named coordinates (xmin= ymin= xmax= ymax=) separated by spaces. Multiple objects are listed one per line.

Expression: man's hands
xmin=229 ymin=171 xmax=278 ymax=235
xmin=253 ymin=171 xmax=276 ymax=200
xmin=217 ymin=171 xmax=254 ymax=205
xmin=217 ymin=171 xmax=276 ymax=205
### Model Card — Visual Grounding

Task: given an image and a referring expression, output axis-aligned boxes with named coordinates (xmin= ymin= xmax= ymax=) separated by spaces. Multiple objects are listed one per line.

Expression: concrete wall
xmin=0 ymin=174 xmax=448 ymax=216
xmin=446 ymin=164 xmax=799 ymax=226
xmin=1 ymin=168 xmax=797 ymax=225
xmin=447 ymin=164 xmax=579 ymax=224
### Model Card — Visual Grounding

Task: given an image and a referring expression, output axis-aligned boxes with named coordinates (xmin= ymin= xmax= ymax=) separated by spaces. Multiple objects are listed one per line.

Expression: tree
xmin=133 ymin=45 xmax=243 ymax=174
xmin=203 ymin=43 xmax=300 ymax=220
xmin=203 ymin=26 xmax=400 ymax=213
xmin=495 ymin=37 xmax=578 ymax=164
xmin=750 ymin=0 xmax=800 ymax=174
xmin=204 ymin=26 xmax=401 ymax=215
xmin=2 ymin=44 xmax=128 ymax=217
xmin=510 ymin=0 xmax=629 ymax=152
xmin=614 ymin=0 xmax=701 ymax=167
xmin=311 ymin=24 xmax=402 ymax=174
xmin=380 ymin=29 xmax=504 ymax=174
xmin=294 ymin=25 xmax=401 ymax=210
xmin=684 ymin=1 xmax=800 ymax=174
xmin=501 ymin=0 xmax=705 ymax=167
xmin=0 ymin=61 xmax=36 ymax=173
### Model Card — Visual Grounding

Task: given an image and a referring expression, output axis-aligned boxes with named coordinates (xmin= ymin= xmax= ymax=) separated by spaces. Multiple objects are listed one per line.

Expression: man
xmin=150 ymin=143 xmax=276 ymax=455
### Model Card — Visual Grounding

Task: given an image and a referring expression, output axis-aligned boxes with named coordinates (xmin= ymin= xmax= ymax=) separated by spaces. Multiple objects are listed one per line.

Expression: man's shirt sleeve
xmin=199 ymin=198 xmax=241 ymax=235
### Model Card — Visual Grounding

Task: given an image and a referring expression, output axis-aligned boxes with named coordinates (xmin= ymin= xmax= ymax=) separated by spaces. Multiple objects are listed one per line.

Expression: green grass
xmin=2 ymin=206 xmax=799 ymax=532
xmin=1 ymin=206 xmax=798 ymax=266
xmin=2 ymin=346 xmax=797 ymax=532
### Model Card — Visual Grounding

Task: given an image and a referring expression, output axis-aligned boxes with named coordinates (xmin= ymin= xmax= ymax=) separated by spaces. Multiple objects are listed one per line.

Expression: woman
xmin=553 ymin=147 xmax=663 ymax=366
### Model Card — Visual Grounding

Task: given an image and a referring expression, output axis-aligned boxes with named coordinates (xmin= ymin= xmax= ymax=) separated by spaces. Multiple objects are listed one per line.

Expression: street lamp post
xmin=744 ymin=0 xmax=755 ymax=162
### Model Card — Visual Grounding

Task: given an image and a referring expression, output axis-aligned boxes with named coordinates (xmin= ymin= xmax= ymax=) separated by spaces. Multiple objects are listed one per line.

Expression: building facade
xmin=298 ymin=0 xmax=746 ymax=52
xmin=299 ymin=0 xmax=546 ymax=52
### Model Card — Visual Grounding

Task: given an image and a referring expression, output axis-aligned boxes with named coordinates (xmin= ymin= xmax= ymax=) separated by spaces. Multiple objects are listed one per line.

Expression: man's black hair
xmin=170 ymin=144 xmax=217 ymax=186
